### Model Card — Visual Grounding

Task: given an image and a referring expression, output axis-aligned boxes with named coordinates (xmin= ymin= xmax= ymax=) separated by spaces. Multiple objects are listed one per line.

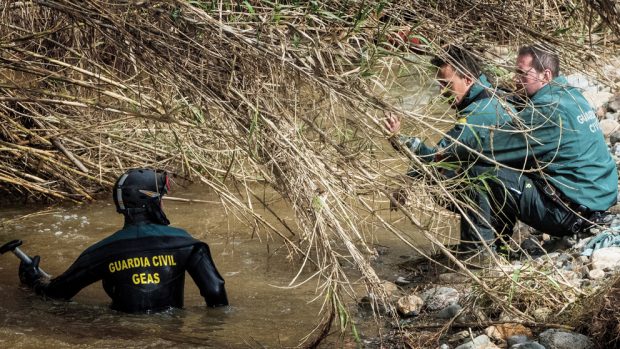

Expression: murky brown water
xmin=0 ymin=182 xmax=432 ymax=348
xmin=0 ymin=64 xmax=451 ymax=348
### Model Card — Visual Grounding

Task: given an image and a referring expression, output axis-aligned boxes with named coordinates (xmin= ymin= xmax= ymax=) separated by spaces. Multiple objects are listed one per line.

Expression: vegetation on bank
xmin=1 ymin=1 xmax=618 ymax=347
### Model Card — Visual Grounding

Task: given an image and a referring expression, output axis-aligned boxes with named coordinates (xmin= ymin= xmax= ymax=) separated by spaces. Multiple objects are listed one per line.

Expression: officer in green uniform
xmin=466 ymin=45 xmax=618 ymax=237
xmin=387 ymin=45 xmax=617 ymax=252
xmin=18 ymin=168 xmax=229 ymax=313
xmin=385 ymin=45 xmax=516 ymax=248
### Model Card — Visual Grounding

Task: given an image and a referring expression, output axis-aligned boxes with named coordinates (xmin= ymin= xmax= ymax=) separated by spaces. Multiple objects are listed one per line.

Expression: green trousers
xmin=458 ymin=165 xmax=590 ymax=249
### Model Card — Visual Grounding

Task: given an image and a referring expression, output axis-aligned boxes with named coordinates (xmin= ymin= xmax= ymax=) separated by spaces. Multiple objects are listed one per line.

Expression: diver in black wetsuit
xmin=18 ymin=168 xmax=228 ymax=313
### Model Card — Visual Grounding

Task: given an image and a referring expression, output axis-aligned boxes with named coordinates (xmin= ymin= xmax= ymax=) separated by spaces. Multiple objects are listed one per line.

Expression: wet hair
xmin=518 ymin=44 xmax=560 ymax=77
xmin=430 ymin=45 xmax=481 ymax=79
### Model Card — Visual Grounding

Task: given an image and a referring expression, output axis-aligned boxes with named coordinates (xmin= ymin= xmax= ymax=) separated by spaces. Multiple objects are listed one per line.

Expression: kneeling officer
xmin=19 ymin=168 xmax=228 ymax=312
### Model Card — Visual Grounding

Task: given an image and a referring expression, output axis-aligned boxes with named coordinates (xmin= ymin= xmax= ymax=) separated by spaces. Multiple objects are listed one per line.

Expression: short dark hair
xmin=518 ymin=44 xmax=560 ymax=77
xmin=431 ymin=45 xmax=481 ymax=78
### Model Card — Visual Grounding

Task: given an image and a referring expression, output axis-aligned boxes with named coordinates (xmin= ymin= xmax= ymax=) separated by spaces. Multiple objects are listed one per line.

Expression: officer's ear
xmin=463 ymin=74 xmax=475 ymax=90
xmin=541 ymin=68 xmax=553 ymax=84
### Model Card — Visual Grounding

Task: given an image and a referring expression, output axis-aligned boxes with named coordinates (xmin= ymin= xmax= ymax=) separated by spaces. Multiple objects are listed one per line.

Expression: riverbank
xmin=361 ymin=86 xmax=620 ymax=349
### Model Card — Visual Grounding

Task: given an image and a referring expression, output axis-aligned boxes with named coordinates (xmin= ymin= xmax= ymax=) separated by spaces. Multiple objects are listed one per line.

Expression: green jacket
xmin=400 ymin=74 xmax=514 ymax=164
xmin=479 ymin=76 xmax=617 ymax=211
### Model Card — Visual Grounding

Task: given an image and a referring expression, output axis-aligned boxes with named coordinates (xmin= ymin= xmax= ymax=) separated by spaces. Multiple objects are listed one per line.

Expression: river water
xmin=0 ymin=63 xmax=447 ymax=348
xmin=0 ymin=182 xmax=434 ymax=348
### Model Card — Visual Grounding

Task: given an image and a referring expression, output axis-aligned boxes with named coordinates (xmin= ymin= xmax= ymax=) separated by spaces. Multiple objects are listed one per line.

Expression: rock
xmin=591 ymin=247 xmax=620 ymax=271
xmin=436 ymin=303 xmax=462 ymax=319
xmin=583 ymin=90 xmax=613 ymax=111
xmin=609 ymin=94 xmax=620 ymax=113
xmin=532 ymin=307 xmax=553 ymax=322
xmin=538 ymin=329 xmax=594 ymax=349
xmin=421 ymin=287 xmax=460 ymax=311
xmin=438 ymin=344 xmax=450 ymax=349
xmin=600 ymin=119 xmax=620 ymax=137
xmin=382 ymin=281 xmax=399 ymax=297
xmin=566 ymin=73 xmax=590 ymax=90
xmin=396 ymin=294 xmax=424 ymax=317
xmin=509 ymin=342 xmax=545 ymax=349
xmin=587 ymin=268 xmax=605 ymax=280
xmin=484 ymin=324 xmax=533 ymax=342
xmin=507 ymin=335 xmax=529 ymax=347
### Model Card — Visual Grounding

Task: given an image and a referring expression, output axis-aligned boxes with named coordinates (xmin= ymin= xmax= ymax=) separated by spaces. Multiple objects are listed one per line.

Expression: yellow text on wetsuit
xmin=107 ymin=255 xmax=177 ymax=285
xmin=108 ymin=257 xmax=151 ymax=273
xmin=108 ymin=255 xmax=177 ymax=273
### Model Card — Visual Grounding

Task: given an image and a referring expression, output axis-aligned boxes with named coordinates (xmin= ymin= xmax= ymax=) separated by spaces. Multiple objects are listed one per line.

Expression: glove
xmin=405 ymin=137 xmax=422 ymax=153
xmin=19 ymin=255 xmax=43 ymax=288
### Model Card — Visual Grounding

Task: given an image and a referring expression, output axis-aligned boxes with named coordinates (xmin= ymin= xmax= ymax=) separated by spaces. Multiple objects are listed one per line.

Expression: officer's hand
xmin=19 ymin=255 xmax=43 ymax=288
xmin=384 ymin=113 xmax=401 ymax=134
xmin=390 ymin=189 xmax=408 ymax=211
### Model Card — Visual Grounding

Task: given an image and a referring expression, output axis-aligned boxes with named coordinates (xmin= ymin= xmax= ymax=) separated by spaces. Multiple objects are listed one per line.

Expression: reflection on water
xmin=0 ymin=185 xmax=342 ymax=348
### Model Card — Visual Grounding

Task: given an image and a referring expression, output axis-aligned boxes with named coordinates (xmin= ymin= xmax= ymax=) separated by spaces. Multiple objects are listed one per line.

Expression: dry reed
xmin=0 ymin=0 xmax=618 ymax=345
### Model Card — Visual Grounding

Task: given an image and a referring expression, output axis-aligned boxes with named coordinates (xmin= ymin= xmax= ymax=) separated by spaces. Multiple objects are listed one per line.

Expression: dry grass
xmin=575 ymin=274 xmax=620 ymax=349
xmin=0 ymin=0 xmax=618 ymax=345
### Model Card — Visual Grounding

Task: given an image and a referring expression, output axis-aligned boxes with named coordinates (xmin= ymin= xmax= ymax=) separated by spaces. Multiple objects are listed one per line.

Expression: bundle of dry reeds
xmin=1 ymin=0 xmax=618 ymax=345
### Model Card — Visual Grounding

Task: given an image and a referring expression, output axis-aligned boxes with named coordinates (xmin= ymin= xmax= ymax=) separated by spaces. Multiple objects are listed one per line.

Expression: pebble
xmin=421 ymin=287 xmax=460 ymax=311
xmin=587 ymin=268 xmax=605 ymax=280
xmin=538 ymin=329 xmax=594 ymax=349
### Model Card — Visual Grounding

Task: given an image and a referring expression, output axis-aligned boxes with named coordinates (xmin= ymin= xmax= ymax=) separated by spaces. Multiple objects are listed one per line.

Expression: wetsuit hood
xmin=113 ymin=168 xmax=171 ymax=226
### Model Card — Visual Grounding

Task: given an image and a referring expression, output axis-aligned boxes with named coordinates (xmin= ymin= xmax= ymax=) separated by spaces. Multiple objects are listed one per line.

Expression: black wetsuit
xmin=33 ymin=222 xmax=228 ymax=313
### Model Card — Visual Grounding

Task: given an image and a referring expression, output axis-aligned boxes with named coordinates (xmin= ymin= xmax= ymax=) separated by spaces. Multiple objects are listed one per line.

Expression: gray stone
xmin=608 ymin=94 xmax=620 ymax=113
xmin=507 ymin=335 xmax=529 ymax=347
xmin=608 ymin=112 xmax=620 ymax=123
xmin=435 ymin=303 xmax=462 ymax=319
xmin=566 ymin=73 xmax=590 ymax=90
xmin=421 ymin=287 xmax=460 ymax=311
xmin=591 ymin=247 xmax=620 ymax=271
xmin=583 ymin=90 xmax=613 ymax=111
xmin=510 ymin=342 xmax=545 ymax=349
xmin=538 ymin=329 xmax=594 ymax=349
xmin=587 ymin=268 xmax=605 ymax=280
xmin=609 ymin=131 xmax=620 ymax=145
xmin=600 ymin=119 xmax=620 ymax=137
